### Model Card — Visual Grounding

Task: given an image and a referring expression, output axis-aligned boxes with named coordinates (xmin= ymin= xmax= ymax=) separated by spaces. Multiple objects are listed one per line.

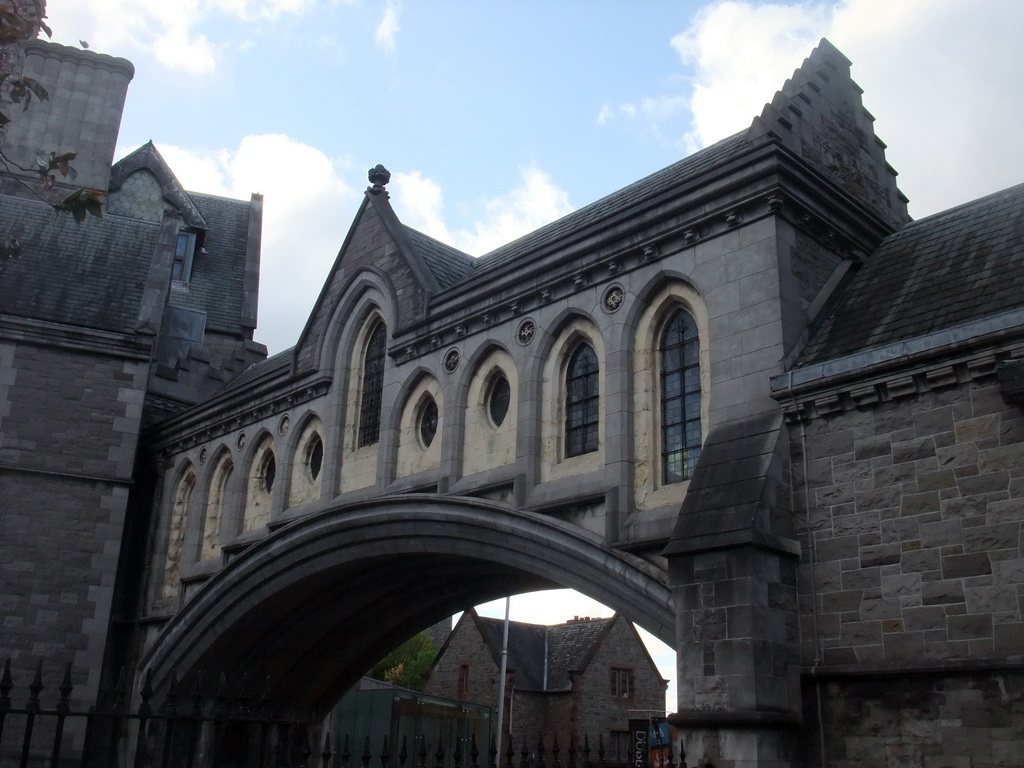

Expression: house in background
xmin=423 ymin=611 xmax=666 ymax=764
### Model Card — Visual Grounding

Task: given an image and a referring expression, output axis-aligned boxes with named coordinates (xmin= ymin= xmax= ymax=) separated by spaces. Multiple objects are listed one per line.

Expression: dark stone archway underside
xmin=142 ymin=495 xmax=673 ymax=714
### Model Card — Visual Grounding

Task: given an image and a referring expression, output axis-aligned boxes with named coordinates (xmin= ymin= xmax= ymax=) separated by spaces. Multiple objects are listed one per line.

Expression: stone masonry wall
xmin=0 ymin=338 xmax=148 ymax=711
xmin=791 ymin=376 xmax=1024 ymax=766
xmin=804 ymin=671 xmax=1024 ymax=768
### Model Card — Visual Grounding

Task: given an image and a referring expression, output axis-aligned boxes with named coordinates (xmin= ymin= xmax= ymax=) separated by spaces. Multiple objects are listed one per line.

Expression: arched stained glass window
xmin=660 ymin=310 xmax=701 ymax=483
xmin=565 ymin=343 xmax=599 ymax=457
xmin=358 ymin=321 xmax=387 ymax=447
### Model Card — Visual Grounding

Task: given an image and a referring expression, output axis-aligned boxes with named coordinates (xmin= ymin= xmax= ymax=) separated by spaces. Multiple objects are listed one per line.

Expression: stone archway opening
xmin=142 ymin=496 xmax=674 ymax=715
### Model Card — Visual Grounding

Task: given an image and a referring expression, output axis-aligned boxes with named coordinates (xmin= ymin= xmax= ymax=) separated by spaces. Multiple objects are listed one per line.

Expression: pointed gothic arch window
xmin=660 ymin=309 xmax=702 ymax=483
xmin=565 ymin=342 xmax=599 ymax=457
xmin=202 ymin=454 xmax=232 ymax=561
xmin=358 ymin=320 xmax=387 ymax=447
xmin=162 ymin=467 xmax=196 ymax=599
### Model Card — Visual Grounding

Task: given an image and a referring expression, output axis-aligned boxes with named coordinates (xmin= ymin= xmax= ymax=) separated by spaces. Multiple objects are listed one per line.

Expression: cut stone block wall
xmin=0 ymin=338 xmax=148 ymax=709
xmin=790 ymin=376 xmax=1024 ymax=765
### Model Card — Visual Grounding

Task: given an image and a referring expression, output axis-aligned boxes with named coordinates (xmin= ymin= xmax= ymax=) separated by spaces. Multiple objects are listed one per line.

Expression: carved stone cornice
xmin=399 ymin=184 xmax=828 ymax=364
xmin=775 ymin=346 xmax=1024 ymax=423
xmin=147 ymin=377 xmax=332 ymax=455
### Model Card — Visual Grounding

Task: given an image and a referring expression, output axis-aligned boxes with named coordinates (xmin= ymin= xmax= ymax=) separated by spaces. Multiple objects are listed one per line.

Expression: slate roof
xmin=219 ymin=346 xmax=293 ymax=392
xmin=171 ymin=192 xmax=253 ymax=334
xmin=472 ymin=133 xmax=751 ymax=273
xmin=402 ymin=226 xmax=475 ymax=289
xmin=471 ymin=612 xmax=615 ymax=692
xmin=394 ymin=132 xmax=753 ymax=292
xmin=0 ymin=196 xmax=158 ymax=334
xmin=797 ymin=182 xmax=1024 ymax=366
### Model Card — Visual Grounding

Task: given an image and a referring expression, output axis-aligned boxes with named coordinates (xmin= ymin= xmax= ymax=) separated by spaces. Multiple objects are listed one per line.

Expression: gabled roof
xmin=402 ymin=226 xmax=475 ymax=289
xmin=0 ymin=196 xmax=158 ymax=334
xmin=110 ymin=142 xmax=207 ymax=229
xmin=796 ymin=182 xmax=1024 ymax=367
xmin=466 ymin=610 xmax=623 ymax=692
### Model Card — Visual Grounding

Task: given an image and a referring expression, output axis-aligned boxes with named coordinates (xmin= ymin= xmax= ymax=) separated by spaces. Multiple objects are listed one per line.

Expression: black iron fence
xmin=0 ymin=661 xmax=680 ymax=768
xmin=0 ymin=659 xmax=317 ymax=768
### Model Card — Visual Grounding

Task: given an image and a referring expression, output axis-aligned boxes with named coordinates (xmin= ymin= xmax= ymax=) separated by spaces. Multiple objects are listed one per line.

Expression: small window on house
xmin=660 ymin=310 xmax=701 ymax=483
xmin=457 ymin=664 xmax=470 ymax=699
xmin=610 ymin=667 xmax=632 ymax=698
xmin=260 ymin=452 xmax=276 ymax=493
xmin=172 ymin=231 xmax=198 ymax=282
xmin=306 ymin=434 xmax=324 ymax=481
xmin=418 ymin=397 xmax=438 ymax=447
xmin=565 ymin=343 xmax=599 ymax=457
xmin=358 ymin=321 xmax=387 ymax=447
xmin=486 ymin=372 xmax=511 ymax=427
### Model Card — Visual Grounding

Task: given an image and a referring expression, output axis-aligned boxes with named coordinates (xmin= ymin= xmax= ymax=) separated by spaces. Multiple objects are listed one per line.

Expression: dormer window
xmin=172 ymin=231 xmax=198 ymax=282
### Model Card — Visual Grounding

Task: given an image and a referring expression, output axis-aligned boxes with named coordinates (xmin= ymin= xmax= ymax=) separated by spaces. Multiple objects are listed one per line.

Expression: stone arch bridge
xmin=141 ymin=495 xmax=675 ymax=714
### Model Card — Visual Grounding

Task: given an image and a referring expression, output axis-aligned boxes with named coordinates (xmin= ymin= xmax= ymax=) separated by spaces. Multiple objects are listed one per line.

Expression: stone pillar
xmin=669 ymin=546 xmax=801 ymax=767
xmin=662 ymin=413 xmax=802 ymax=767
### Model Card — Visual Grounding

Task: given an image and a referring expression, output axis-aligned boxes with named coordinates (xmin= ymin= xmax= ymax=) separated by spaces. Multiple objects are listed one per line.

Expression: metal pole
xmin=494 ymin=598 xmax=511 ymax=767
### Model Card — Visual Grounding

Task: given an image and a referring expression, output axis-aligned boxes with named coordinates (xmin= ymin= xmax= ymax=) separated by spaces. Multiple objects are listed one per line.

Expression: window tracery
xmin=565 ymin=343 xmax=599 ymax=457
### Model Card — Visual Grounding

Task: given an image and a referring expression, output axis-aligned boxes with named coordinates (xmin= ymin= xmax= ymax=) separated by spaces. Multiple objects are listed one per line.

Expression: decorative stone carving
xmin=603 ymin=286 xmax=625 ymax=313
xmin=237 ymin=432 xmax=246 ymax=449
xmin=642 ymin=244 xmax=659 ymax=260
xmin=517 ymin=320 xmax=536 ymax=346
xmin=278 ymin=414 xmax=290 ymax=435
xmin=367 ymin=164 xmax=391 ymax=195
xmin=443 ymin=348 xmax=461 ymax=373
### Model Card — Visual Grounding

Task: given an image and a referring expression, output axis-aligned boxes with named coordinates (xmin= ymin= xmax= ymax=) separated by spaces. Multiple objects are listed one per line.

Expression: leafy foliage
xmin=367 ymin=631 xmax=438 ymax=692
xmin=0 ymin=0 xmax=104 ymax=221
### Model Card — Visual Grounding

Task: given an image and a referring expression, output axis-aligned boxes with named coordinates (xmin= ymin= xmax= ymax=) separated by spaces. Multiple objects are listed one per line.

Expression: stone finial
xmin=368 ymin=164 xmax=391 ymax=195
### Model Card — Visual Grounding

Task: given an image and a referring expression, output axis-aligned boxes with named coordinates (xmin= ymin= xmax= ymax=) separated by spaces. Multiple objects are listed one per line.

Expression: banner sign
xmin=628 ymin=718 xmax=671 ymax=768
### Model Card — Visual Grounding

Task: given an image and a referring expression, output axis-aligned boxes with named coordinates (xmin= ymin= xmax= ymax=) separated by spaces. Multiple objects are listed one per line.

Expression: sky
xmin=41 ymin=0 xmax=1024 ymax=710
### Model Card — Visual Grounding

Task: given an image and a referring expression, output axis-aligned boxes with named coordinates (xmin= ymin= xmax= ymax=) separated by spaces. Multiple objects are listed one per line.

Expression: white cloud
xmin=671 ymin=0 xmax=1024 ymax=217
xmin=154 ymin=135 xmax=358 ymax=355
xmin=375 ymin=1 xmax=400 ymax=54
xmin=390 ymin=171 xmax=455 ymax=245
xmin=451 ymin=165 xmax=574 ymax=256
xmin=670 ymin=1 xmax=829 ymax=152
xmin=392 ymin=165 xmax=574 ymax=257
xmin=44 ymin=0 xmax=320 ymax=74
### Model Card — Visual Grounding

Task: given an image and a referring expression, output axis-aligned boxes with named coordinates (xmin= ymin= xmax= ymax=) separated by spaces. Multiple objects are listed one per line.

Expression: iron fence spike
xmin=322 ymin=731 xmax=334 ymax=768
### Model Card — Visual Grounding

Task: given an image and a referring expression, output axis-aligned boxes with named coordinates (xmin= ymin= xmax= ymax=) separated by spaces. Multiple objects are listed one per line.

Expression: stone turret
xmin=0 ymin=40 xmax=134 ymax=196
